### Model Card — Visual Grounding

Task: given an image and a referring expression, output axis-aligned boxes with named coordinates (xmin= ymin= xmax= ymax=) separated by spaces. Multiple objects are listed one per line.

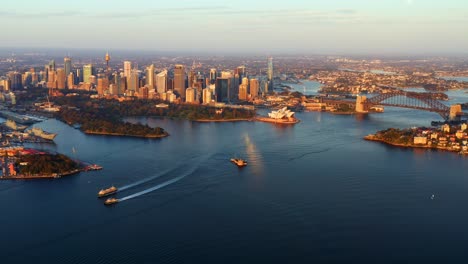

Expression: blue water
xmin=0 ymin=90 xmax=467 ymax=263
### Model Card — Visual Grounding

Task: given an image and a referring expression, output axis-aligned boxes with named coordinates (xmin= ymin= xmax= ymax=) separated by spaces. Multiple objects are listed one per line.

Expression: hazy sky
xmin=1 ymin=0 xmax=467 ymax=54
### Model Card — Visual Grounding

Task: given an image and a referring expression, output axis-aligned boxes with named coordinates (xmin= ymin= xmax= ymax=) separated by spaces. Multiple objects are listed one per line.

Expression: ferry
xmin=104 ymin=198 xmax=119 ymax=205
xmin=98 ymin=186 xmax=117 ymax=198
xmin=231 ymin=158 xmax=247 ymax=167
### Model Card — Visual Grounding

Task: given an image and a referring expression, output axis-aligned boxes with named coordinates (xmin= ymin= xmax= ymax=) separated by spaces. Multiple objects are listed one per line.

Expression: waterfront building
xmin=216 ymin=78 xmax=230 ymax=102
xmin=83 ymin=64 xmax=94 ymax=84
xmin=156 ymin=70 xmax=168 ymax=94
xmin=202 ymin=87 xmax=212 ymax=104
xmin=250 ymin=78 xmax=259 ymax=99
xmin=174 ymin=64 xmax=186 ymax=99
xmin=64 ymin=57 xmax=72 ymax=77
xmin=185 ymin=87 xmax=196 ymax=103
xmin=56 ymin=68 xmax=66 ymax=89
xmin=239 ymin=77 xmax=249 ymax=101
xmin=123 ymin=61 xmax=132 ymax=79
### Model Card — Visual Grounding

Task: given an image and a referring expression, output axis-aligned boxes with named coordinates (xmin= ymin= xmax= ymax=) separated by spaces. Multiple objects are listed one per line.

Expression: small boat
xmin=98 ymin=186 xmax=117 ymax=198
xmin=104 ymin=198 xmax=119 ymax=205
xmin=231 ymin=158 xmax=247 ymax=167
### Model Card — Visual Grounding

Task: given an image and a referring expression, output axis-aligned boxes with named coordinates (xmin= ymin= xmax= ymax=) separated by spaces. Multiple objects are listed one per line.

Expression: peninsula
xmin=365 ymin=123 xmax=468 ymax=155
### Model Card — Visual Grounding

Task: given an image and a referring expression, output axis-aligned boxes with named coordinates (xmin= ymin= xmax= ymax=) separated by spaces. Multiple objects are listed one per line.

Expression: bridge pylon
xmin=356 ymin=95 xmax=369 ymax=113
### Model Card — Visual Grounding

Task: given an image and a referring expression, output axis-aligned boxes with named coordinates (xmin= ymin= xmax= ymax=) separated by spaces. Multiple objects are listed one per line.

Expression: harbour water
xmin=0 ymin=89 xmax=467 ymax=263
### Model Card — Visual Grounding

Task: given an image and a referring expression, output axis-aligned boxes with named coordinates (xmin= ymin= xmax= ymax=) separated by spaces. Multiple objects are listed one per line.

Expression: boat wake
xmin=117 ymin=168 xmax=174 ymax=192
xmin=118 ymin=165 xmax=198 ymax=202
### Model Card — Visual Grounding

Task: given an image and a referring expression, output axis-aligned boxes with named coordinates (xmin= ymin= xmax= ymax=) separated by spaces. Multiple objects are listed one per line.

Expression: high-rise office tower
xmin=56 ymin=68 xmax=66 ymax=89
xmin=97 ymin=75 xmax=109 ymax=96
xmin=216 ymin=78 xmax=229 ymax=102
xmin=185 ymin=87 xmax=196 ymax=103
xmin=75 ymin=69 xmax=82 ymax=83
xmin=209 ymin=68 xmax=217 ymax=84
xmin=123 ymin=61 xmax=132 ymax=79
xmin=128 ymin=69 xmax=139 ymax=92
xmin=156 ymin=70 xmax=168 ymax=94
xmin=64 ymin=57 xmax=72 ymax=77
xmin=267 ymin=57 xmax=273 ymax=92
xmin=249 ymin=78 xmax=259 ymax=99
xmin=67 ymin=73 xmax=74 ymax=89
xmin=238 ymin=77 xmax=249 ymax=100
xmin=83 ymin=64 xmax=94 ymax=84
xmin=48 ymin=60 xmax=56 ymax=72
xmin=114 ymin=73 xmax=123 ymax=95
xmin=173 ymin=64 xmax=186 ymax=99
xmin=202 ymin=87 xmax=212 ymax=104
xmin=146 ymin=64 xmax=155 ymax=89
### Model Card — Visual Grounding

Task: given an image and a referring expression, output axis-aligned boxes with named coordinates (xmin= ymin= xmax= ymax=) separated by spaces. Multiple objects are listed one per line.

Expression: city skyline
xmin=1 ymin=0 xmax=467 ymax=55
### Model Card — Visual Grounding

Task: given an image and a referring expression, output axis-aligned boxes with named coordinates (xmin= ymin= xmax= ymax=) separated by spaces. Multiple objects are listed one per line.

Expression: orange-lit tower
xmin=105 ymin=52 xmax=111 ymax=72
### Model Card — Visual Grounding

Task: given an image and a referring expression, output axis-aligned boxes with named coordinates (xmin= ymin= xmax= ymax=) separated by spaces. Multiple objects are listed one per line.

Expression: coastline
xmin=255 ymin=116 xmax=300 ymax=125
xmin=84 ymin=130 xmax=169 ymax=138
xmin=0 ymin=168 xmax=81 ymax=180
xmin=364 ymin=135 xmax=467 ymax=155
xmin=194 ymin=118 xmax=254 ymax=123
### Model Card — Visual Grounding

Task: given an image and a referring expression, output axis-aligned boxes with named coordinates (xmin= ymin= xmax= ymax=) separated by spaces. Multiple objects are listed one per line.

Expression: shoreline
xmin=364 ymin=135 xmax=467 ymax=155
xmin=84 ymin=130 xmax=169 ymax=138
xmin=255 ymin=116 xmax=300 ymax=125
xmin=193 ymin=118 xmax=254 ymax=123
xmin=0 ymin=168 xmax=81 ymax=180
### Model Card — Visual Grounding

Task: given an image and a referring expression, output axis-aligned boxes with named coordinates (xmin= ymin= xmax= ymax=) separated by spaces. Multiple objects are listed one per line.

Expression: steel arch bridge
xmin=364 ymin=90 xmax=451 ymax=120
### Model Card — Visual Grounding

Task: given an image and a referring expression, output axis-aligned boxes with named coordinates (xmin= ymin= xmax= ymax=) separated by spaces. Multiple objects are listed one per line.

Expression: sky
xmin=1 ymin=0 xmax=467 ymax=55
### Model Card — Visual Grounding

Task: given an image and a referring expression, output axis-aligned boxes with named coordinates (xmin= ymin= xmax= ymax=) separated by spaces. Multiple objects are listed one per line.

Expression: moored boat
xmin=98 ymin=186 xmax=117 ymax=198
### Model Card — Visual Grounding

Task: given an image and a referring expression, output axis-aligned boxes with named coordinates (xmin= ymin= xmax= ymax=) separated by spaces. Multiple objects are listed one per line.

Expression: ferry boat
xmin=104 ymin=198 xmax=119 ymax=205
xmin=26 ymin=127 xmax=57 ymax=140
xmin=231 ymin=158 xmax=247 ymax=167
xmin=98 ymin=186 xmax=117 ymax=198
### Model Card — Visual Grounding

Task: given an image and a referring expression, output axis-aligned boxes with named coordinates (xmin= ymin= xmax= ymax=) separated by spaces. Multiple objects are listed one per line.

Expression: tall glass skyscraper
xmin=173 ymin=64 xmax=186 ymax=99
xmin=267 ymin=57 xmax=273 ymax=92
xmin=83 ymin=64 xmax=94 ymax=84
xmin=64 ymin=57 xmax=72 ymax=77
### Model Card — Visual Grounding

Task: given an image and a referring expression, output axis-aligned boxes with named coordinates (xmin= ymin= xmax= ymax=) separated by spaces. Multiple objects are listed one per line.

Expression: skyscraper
xmin=83 ymin=64 xmax=94 ymax=84
xmin=209 ymin=68 xmax=217 ymax=84
xmin=249 ymin=78 xmax=259 ymax=99
xmin=67 ymin=73 xmax=74 ymax=89
xmin=267 ymin=57 xmax=273 ymax=92
xmin=128 ymin=69 xmax=139 ymax=92
xmin=146 ymin=64 xmax=155 ymax=89
xmin=156 ymin=70 xmax=168 ymax=94
xmin=216 ymin=78 xmax=229 ymax=102
xmin=173 ymin=64 xmax=186 ymax=99
xmin=56 ymin=68 xmax=66 ymax=89
xmin=123 ymin=61 xmax=132 ymax=79
xmin=202 ymin=87 xmax=212 ymax=104
xmin=238 ymin=77 xmax=249 ymax=101
xmin=185 ymin=87 xmax=196 ymax=103
xmin=64 ymin=57 xmax=72 ymax=77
